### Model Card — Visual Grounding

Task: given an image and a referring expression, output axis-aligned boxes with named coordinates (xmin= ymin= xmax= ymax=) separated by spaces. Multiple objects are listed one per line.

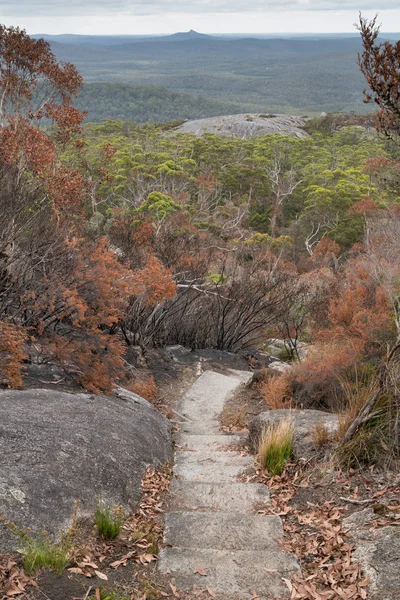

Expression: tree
xmin=358 ymin=14 xmax=400 ymax=137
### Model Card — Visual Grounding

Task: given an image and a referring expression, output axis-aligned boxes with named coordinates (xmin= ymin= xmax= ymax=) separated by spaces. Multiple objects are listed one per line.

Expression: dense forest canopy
xmin=73 ymin=83 xmax=250 ymax=123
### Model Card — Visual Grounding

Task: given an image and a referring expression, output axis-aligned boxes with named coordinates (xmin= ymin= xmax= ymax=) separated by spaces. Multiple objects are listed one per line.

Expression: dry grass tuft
xmin=259 ymin=417 xmax=294 ymax=476
xmin=312 ymin=422 xmax=332 ymax=449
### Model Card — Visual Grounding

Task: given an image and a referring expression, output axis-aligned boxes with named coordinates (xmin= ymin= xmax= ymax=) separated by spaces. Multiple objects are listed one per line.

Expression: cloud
xmin=0 ymin=0 xmax=396 ymax=18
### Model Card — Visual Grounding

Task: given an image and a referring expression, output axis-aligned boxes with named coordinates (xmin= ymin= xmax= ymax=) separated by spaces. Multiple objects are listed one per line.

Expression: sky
xmin=1 ymin=1 xmax=399 ymax=35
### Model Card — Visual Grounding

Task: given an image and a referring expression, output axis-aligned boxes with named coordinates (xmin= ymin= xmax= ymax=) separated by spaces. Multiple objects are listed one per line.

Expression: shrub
xmin=287 ymin=343 xmax=359 ymax=409
xmin=261 ymin=374 xmax=292 ymax=409
xmin=95 ymin=502 xmax=124 ymax=540
xmin=128 ymin=375 xmax=157 ymax=402
xmin=336 ymin=377 xmax=398 ymax=468
xmin=0 ymin=501 xmax=78 ymax=575
xmin=259 ymin=418 xmax=294 ymax=476
xmin=337 ymin=379 xmax=377 ymax=441
xmin=0 ymin=321 xmax=27 ymax=388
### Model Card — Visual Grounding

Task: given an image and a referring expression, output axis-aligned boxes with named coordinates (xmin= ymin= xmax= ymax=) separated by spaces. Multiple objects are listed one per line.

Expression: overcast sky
xmin=1 ymin=1 xmax=398 ymax=35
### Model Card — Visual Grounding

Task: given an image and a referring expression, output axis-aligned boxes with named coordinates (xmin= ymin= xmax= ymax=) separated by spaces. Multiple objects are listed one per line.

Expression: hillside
xmin=75 ymin=82 xmax=251 ymax=123
xmin=44 ymin=35 xmax=374 ymax=115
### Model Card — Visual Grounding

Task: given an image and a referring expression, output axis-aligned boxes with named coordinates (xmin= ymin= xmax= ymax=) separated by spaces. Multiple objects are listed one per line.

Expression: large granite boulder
xmin=0 ymin=387 xmax=172 ymax=550
xmin=248 ymin=409 xmax=338 ymax=457
xmin=174 ymin=114 xmax=309 ymax=139
xmin=343 ymin=509 xmax=400 ymax=600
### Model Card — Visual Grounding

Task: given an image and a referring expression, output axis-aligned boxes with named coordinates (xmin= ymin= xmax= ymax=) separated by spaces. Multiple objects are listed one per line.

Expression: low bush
xmin=128 ymin=376 xmax=157 ymax=402
xmin=259 ymin=418 xmax=294 ymax=476
xmin=261 ymin=374 xmax=292 ymax=409
xmin=0 ymin=502 xmax=78 ymax=575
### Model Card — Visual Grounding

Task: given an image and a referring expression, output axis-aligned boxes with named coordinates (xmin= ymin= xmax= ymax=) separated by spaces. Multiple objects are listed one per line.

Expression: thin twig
xmin=83 ymin=586 xmax=93 ymax=600
xmin=339 ymin=497 xmax=375 ymax=505
xmin=172 ymin=409 xmax=192 ymax=422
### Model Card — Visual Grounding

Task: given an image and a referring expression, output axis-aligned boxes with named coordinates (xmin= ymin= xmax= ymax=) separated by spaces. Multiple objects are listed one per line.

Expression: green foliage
xmin=94 ymin=120 xmax=391 ymax=251
xmin=207 ymin=271 xmax=227 ymax=284
xmin=74 ymin=83 xmax=249 ymax=124
xmin=95 ymin=502 xmax=124 ymax=540
xmin=140 ymin=192 xmax=181 ymax=220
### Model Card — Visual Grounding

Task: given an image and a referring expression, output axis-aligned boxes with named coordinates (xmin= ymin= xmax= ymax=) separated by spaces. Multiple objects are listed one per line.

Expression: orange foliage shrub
xmin=128 ymin=376 xmax=158 ymax=402
xmin=50 ymin=335 xmax=126 ymax=394
xmin=131 ymin=256 xmax=177 ymax=306
xmin=0 ymin=322 xmax=27 ymax=389
xmin=288 ymin=343 xmax=359 ymax=408
xmin=313 ymin=237 xmax=340 ymax=259
xmin=20 ymin=237 xmax=138 ymax=393
xmin=262 ymin=373 xmax=293 ymax=409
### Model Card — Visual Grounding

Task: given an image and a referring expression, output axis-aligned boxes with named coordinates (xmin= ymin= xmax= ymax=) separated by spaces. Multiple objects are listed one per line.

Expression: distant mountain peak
xmin=165 ymin=30 xmax=212 ymax=41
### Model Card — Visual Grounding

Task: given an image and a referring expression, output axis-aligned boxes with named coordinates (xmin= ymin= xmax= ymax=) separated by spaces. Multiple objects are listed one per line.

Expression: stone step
xmin=175 ymin=433 xmax=243 ymax=452
xmin=158 ymin=547 xmax=299 ymax=599
xmin=177 ymin=420 xmax=222 ymax=435
xmin=168 ymin=480 xmax=269 ymax=512
xmin=178 ymin=370 xmax=251 ymax=423
xmin=174 ymin=450 xmax=253 ymax=482
xmin=164 ymin=511 xmax=282 ymax=550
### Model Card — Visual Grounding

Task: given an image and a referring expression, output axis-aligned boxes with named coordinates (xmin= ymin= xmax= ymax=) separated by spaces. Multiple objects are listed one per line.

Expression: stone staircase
xmin=158 ymin=370 xmax=300 ymax=599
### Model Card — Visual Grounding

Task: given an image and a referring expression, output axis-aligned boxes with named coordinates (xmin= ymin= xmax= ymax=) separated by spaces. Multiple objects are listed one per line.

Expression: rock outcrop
xmin=343 ymin=509 xmax=400 ymax=600
xmin=0 ymin=388 xmax=172 ymax=550
xmin=174 ymin=114 xmax=309 ymax=139
xmin=248 ymin=409 xmax=338 ymax=457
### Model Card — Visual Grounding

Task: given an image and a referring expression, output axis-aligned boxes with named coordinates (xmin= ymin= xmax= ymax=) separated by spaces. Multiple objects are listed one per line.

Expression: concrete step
xmin=168 ymin=480 xmax=269 ymax=512
xmin=164 ymin=511 xmax=283 ymax=550
xmin=175 ymin=433 xmax=243 ymax=452
xmin=177 ymin=420 xmax=222 ymax=435
xmin=158 ymin=370 xmax=299 ymax=599
xmin=178 ymin=370 xmax=251 ymax=423
xmin=174 ymin=450 xmax=253 ymax=482
xmin=158 ymin=547 xmax=299 ymax=599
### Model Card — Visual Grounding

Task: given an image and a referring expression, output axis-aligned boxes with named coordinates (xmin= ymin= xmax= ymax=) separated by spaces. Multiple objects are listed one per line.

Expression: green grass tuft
xmin=259 ymin=418 xmax=294 ymax=476
xmin=21 ymin=535 xmax=71 ymax=575
xmin=95 ymin=501 xmax=124 ymax=540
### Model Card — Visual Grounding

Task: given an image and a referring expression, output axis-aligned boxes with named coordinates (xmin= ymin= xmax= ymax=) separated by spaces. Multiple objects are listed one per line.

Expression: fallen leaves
xmin=0 ymin=557 xmax=37 ymax=599
xmin=0 ymin=465 xmax=172 ymax=599
xmin=260 ymin=464 xmax=385 ymax=600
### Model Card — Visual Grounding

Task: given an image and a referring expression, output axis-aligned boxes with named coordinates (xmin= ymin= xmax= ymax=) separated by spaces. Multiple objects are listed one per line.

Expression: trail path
xmin=158 ymin=370 xmax=299 ymax=599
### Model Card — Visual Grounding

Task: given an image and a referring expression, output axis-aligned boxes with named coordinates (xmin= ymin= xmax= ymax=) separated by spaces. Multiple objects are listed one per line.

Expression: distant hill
xmin=163 ymin=30 xmax=213 ymax=42
xmin=32 ymin=31 xmax=215 ymax=46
